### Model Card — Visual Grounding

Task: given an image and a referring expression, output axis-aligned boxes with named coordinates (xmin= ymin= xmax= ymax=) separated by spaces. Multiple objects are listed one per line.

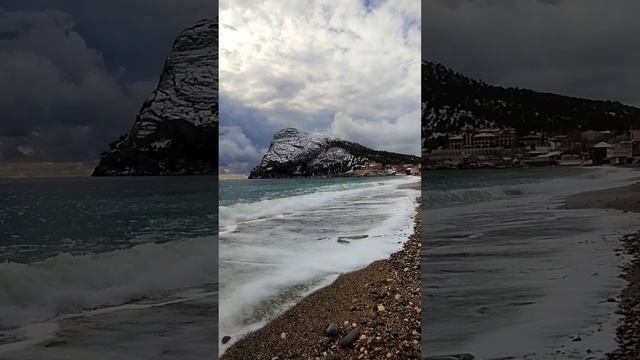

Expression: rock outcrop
xmin=93 ymin=18 xmax=218 ymax=176
xmin=249 ymin=128 xmax=419 ymax=178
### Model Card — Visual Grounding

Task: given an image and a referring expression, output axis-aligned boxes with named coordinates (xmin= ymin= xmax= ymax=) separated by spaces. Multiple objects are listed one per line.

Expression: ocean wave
xmin=424 ymin=186 xmax=525 ymax=208
xmin=0 ymin=236 xmax=217 ymax=330
xmin=219 ymin=176 xmax=417 ymax=232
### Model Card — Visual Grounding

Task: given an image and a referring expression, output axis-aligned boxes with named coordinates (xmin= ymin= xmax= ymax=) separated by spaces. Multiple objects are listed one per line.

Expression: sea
xmin=218 ymin=175 xmax=420 ymax=354
xmin=423 ymin=167 xmax=640 ymax=360
xmin=0 ymin=176 xmax=218 ymax=360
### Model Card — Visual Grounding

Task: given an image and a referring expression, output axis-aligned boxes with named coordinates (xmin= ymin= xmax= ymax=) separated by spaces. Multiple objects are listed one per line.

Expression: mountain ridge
xmin=422 ymin=61 xmax=640 ymax=150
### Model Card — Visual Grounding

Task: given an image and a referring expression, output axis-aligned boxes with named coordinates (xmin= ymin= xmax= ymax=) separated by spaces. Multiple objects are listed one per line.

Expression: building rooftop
xmin=593 ymin=141 xmax=613 ymax=148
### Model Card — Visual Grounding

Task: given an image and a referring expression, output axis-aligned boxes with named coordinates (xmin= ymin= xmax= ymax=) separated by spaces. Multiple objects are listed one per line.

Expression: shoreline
xmin=565 ymin=182 xmax=640 ymax=359
xmin=221 ymin=202 xmax=421 ymax=359
xmin=0 ymin=291 xmax=218 ymax=359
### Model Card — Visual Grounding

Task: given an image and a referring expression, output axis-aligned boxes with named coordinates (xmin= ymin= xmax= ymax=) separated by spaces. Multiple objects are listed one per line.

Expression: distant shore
xmin=221 ymin=202 xmax=421 ymax=360
xmin=0 ymin=162 xmax=94 ymax=178
xmin=565 ymin=182 xmax=640 ymax=359
xmin=218 ymin=173 xmax=248 ymax=180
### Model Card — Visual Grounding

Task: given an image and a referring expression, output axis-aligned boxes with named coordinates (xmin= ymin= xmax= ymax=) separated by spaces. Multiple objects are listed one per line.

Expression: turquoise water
xmin=423 ymin=167 xmax=592 ymax=209
xmin=218 ymin=175 xmax=420 ymax=353
xmin=1 ymin=176 xmax=218 ymax=263
xmin=0 ymin=176 xmax=218 ymax=358
xmin=219 ymin=176 xmax=399 ymax=206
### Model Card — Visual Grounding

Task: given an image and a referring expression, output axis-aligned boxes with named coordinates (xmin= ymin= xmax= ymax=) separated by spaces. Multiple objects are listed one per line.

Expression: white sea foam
xmin=424 ymin=167 xmax=640 ymax=359
xmin=0 ymin=236 xmax=217 ymax=331
xmin=218 ymin=176 xmax=419 ymax=353
xmin=219 ymin=176 xmax=417 ymax=232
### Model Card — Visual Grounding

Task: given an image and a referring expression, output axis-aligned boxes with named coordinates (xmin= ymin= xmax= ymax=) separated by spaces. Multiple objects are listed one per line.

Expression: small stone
xmin=339 ymin=327 xmax=360 ymax=347
xmin=221 ymin=336 xmax=231 ymax=344
xmin=377 ymin=304 xmax=385 ymax=312
xmin=572 ymin=336 xmax=582 ymax=342
xmin=325 ymin=324 xmax=339 ymax=337
xmin=44 ymin=340 xmax=67 ymax=348
xmin=280 ymin=332 xmax=287 ymax=340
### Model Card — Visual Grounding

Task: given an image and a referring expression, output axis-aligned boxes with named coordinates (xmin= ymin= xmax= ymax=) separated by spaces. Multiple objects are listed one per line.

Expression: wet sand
xmin=0 ymin=292 xmax=217 ymax=360
xmin=397 ymin=179 xmax=420 ymax=190
xmin=221 ymin=205 xmax=421 ymax=360
xmin=565 ymin=182 xmax=640 ymax=360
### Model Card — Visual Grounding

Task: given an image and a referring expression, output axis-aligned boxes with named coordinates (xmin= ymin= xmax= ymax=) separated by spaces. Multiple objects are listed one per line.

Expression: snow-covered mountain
xmin=249 ymin=128 xmax=419 ymax=178
xmin=93 ymin=18 xmax=218 ymax=176
xmin=422 ymin=61 xmax=640 ymax=150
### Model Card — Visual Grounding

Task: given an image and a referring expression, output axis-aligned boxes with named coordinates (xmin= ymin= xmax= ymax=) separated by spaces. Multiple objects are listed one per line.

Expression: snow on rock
xmin=249 ymin=128 xmax=419 ymax=178
xmin=422 ymin=60 xmax=640 ymax=152
xmin=93 ymin=19 xmax=218 ymax=176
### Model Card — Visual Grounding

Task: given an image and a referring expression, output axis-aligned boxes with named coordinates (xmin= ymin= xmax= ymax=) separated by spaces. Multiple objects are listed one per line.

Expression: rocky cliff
xmin=422 ymin=61 xmax=640 ymax=150
xmin=92 ymin=18 xmax=218 ymax=176
xmin=249 ymin=128 xmax=419 ymax=178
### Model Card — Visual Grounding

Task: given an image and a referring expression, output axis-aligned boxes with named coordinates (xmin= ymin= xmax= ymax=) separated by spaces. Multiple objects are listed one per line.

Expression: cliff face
xmin=249 ymin=128 xmax=420 ymax=179
xmin=93 ymin=19 xmax=218 ymax=176
xmin=422 ymin=61 xmax=640 ymax=150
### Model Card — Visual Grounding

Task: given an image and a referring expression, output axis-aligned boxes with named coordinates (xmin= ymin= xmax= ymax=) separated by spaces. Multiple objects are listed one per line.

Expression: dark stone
xmin=325 ymin=323 xmax=339 ymax=337
xmin=222 ymin=336 xmax=231 ymax=344
xmin=423 ymin=354 xmax=476 ymax=360
xmin=44 ymin=340 xmax=67 ymax=348
xmin=339 ymin=327 xmax=360 ymax=347
xmin=572 ymin=336 xmax=582 ymax=342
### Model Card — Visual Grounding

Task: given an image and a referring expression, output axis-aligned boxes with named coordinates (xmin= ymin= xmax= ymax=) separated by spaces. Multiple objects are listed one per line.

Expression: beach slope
xmin=221 ymin=207 xmax=421 ymax=360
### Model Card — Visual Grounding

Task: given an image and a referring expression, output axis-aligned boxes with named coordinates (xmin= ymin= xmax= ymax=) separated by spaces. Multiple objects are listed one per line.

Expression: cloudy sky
xmin=219 ymin=0 xmax=421 ymax=174
xmin=425 ymin=0 xmax=640 ymax=107
xmin=0 ymin=0 xmax=216 ymax=164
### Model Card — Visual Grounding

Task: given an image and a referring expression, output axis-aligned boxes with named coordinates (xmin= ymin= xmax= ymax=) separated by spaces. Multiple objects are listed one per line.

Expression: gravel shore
xmin=565 ymin=182 xmax=640 ymax=360
xmin=221 ymin=205 xmax=421 ymax=360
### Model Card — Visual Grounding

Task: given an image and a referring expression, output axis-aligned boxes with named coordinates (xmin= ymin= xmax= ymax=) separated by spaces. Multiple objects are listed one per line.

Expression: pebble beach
xmin=221 ymin=202 xmax=421 ymax=360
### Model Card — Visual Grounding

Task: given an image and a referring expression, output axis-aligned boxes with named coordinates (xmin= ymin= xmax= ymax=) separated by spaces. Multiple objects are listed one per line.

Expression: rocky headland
xmin=93 ymin=19 xmax=218 ymax=176
xmin=249 ymin=128 xmax=420 ymax=179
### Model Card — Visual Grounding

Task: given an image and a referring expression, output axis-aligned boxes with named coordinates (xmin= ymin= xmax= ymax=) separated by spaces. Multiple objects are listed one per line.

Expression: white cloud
xmin=219 ymin=0 xmax=421 ymax=163
xmin=219 ymin=126 xmax=265 ymax=174
xmin=329 ymin=111 xmax=419 ymax=154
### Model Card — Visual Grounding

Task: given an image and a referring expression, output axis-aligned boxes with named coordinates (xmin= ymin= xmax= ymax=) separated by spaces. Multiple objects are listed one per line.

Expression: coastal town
xmin=424 ymin=125 xmax=640 ymax=169
xmin=345 ymin=162 xmax=421 ymax=177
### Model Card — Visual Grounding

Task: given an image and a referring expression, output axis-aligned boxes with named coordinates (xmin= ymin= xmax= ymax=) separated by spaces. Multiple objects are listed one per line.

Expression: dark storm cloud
xmin=0 ymin=1 xmax=216 ymax=163
xmin=0 ymin=0 xmax=217 ymax=81
xmin=423 ymin=0 xmax=640 ymax=106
